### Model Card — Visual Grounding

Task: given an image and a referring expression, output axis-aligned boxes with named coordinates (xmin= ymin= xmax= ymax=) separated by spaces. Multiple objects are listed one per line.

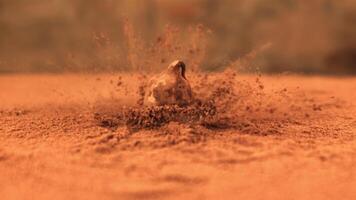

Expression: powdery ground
xmin=0 ymin=73 xmax=356 ymax=200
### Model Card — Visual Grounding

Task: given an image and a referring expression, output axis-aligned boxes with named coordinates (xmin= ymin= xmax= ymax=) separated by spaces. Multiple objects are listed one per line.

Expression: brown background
xmin=0 ymin=0 xmax=355 ymax=74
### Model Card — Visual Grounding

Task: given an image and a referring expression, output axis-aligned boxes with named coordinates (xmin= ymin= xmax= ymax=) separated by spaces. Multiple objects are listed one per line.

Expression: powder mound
xmin=94 ymin=100 xmax=217 ymax=131
xmin=95 ymin=69 xmax=247 ymax=132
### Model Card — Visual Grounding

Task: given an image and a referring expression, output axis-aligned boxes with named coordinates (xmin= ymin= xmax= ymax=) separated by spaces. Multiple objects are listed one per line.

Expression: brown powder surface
xmin=1 ymin=72 xmax=356 ymax=200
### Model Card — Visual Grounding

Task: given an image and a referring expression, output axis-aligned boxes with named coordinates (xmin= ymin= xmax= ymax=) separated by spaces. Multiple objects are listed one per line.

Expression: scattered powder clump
xmin=94 ymin=68 xmax=323 ymax=136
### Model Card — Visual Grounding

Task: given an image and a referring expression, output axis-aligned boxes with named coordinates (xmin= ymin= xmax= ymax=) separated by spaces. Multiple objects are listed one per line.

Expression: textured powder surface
xmin=1 ymin=73 xmax=356 ymax=200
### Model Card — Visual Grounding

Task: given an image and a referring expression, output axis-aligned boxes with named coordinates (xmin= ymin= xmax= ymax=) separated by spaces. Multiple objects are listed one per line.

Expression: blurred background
xmin=0 ymin=0 xmax=355 ymax=74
